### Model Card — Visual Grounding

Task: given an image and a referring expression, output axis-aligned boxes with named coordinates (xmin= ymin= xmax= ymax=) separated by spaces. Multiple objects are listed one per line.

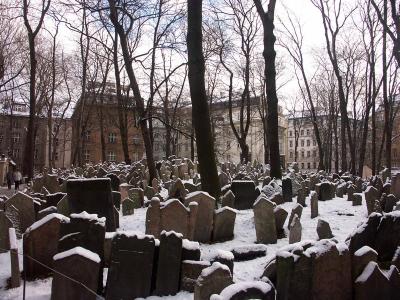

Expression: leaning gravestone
xmin=155 ymin=231 xmax=183 ymax=296
xmin=66 ymin=178 xmax=116 ymax=231
xmin=51 ymin=247 xmax=100 ymax=300
xmin=317 ymin=219 xmax=333 ymax=239
xmin=128 ymin=188 xmax=144 ymax=208
xmin=288 ymin=203 xmax=303 ymax=229
xmin=4 ymin=192 xmax=35 ymax=233
xmin=365 ymin=186 xmax=379 ymax=215
xmin=106 ymin=233 xmax=156 ymax=299
xmin=24 ymin=213 xmax=70 ymax=279
xmin=289 ymin=214 xmax=302 ymax=244
xmin=253 ymin=197 xmax=277 ymax=244
xmin=310 ymin=191 xmax=319 ymax=218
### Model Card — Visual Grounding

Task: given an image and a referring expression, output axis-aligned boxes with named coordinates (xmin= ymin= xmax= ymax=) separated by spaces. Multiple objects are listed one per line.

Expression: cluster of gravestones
xmin=259 ymin=210 xmax=400 ymax=300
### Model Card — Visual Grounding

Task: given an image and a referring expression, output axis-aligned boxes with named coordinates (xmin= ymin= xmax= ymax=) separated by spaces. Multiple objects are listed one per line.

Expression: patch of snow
xmin=161 ymin=230 xmax=183 ymax=239
xmin=70 ymin=211 xmax=106 ymax=224
xmin=200 ymin=262 xmax=231 ymax=278
xmin=53 ymin=246 xmax=101 ymax=263
xmin=9 ymin=228 xmax=17 ymax=250
xmin=355 ymin=261 xmax=380 ymax=283
xmin=26 ymin=213 xmax=69 ymax=233
xmin=354 ymin=246 xmax=377 ymax=257
xmin=215 ymin=281 xmax=272 ymax=299
xmin=182 ymin=239 xmax=200 ymax=251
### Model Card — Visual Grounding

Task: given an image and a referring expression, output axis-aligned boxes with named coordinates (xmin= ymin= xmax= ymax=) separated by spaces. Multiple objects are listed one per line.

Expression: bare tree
xmin=187 ymin=0 xmax=220 ymax=199
xmin=253 ymin=0 xmax=282 ymax=178
xmin=22 ymin=0 xmax=51 ymax=179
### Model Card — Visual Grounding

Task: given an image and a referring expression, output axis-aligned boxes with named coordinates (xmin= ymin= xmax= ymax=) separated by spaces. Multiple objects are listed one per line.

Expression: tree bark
xmin=187 ymin=0 xmax=220 ymax=199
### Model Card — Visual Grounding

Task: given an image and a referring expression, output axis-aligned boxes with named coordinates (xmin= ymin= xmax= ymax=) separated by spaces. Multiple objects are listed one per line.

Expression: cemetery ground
xmin=0 ymin=188 xmax=367 ymax=299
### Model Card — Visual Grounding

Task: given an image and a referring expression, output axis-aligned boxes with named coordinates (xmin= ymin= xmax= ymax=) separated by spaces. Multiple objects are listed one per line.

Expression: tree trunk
xmin=187 ymin=0 xmax=220 ymax=199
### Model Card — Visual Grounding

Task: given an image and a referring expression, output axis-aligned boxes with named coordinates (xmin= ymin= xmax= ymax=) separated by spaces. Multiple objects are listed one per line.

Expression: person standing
xmin=13 ymin=169 xmax=22 ymax=191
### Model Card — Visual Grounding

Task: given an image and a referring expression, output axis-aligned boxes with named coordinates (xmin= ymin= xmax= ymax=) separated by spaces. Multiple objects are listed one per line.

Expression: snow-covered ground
xmin=0 ymin=194 xmax=368 ymax=299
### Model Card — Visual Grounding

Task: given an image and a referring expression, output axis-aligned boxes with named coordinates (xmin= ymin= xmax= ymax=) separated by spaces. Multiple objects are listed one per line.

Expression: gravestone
xmin=106 ymin=233 xmax=155 ymax=299
xmin=353 ymin=193 xmax=363 ymax=206
xmin=310 ymin=191 xmax=318 ymax=218
xmin=56 ymin=194 xmax=69 ymax=216
xmin=4 ymin=192 xmax=35 ymax=233
xmin=212 ymin=281 xmax=276 ymax=300
xmin=365 ymin=186 xmax=379 ymax=215
xmin=289 ymin=214 xmax=302 ymax=244
xmin=288 ymin=203 xmax=303 ymax=229
xmin=9 ymin=228 xmax=20 ymax=288
xmin=212 ymin=207 xmax=236 ymax=242
xmin=221 ymin=190 xmax=235 ymax=208
xmin=112 ymin=191 xmax=121 ymax=209
xmin=5 ymin=205 xmax=21 ymax=238
xmin=169 ymin=178 xmax=187 ymax=202
xmin=184 ymin=192 xmax=215 ymax=243
xmin=0 ymin=211 xmax=12 ymax=252
xmin=155 ymin=231 xmax=183 ymax=296
xmin=194 ymin=262 xmax=233 ymax=300
xmin=67 ymin=178 xmax=116 ymax=231
xmin=146 ymin=198 xmax=161 ymax=238
xmin=37 ymin=206 xmax=58 ymax=220
xmin=160 ymin=199 xmax=190 ymax=239
xmin=51 ymin=247 xmax=100 ymax=300
xmin=122 ymin=199 xmax=135 ymax=216
xmin=282 ymin=177 xmax=293 ymax=202
xmin=253 ymin=198 xmax=277 ymax=244
xmin=128 ymin=188 xmax=144 ymax=208
xmin=181 ymin=260 xmax=210 ymax=292
xmin=106 ymin=173 xmax=120 ymax=191
xmin=23 ymin=213 xmax=70 ymax=279
xmin=352 ymin=246 xmax=378 ymax=281
xmin=230 ymin=180 xmax=260 ymax=210
xmin=297 ymin=188 xmax=306 ymax=207
xmin=317 ymin=219 xmax=333 ymax=239
xmin=274 ymin=206 xmax=288 ymax=234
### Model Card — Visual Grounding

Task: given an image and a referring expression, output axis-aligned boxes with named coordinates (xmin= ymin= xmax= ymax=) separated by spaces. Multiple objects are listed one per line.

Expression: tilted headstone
xmin=310 ymin=191 xmax=319 ymax=218
xmin=181 ymin=260 xmax=211 ymax=292
xmin=274 ymin=206 xmax=288 ymax=234
xmin=4 ymin=192 xmax=35 ymax=233
xmin=365 ymin=186 xmax=379 ymax=215
xmin=23 ymin=213 xmax=70 ymax=279
xmin=288 ymin=203 xmax=303 ymax=229
xmin=316 ymin=219 xmax=333 ymax=239
xmin=289 ymin=214 xmax=302 ymax=244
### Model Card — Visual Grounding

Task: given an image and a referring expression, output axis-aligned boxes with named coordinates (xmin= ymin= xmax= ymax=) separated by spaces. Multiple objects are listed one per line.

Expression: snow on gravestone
xmin=155 ymin=231 xmax=183 ymax=296
xmin=210 ymin=281 xmax=276 ymax=300
xmin=66 ymin=178 xmax=116 ymax=231
xmin=106 ymin=232 xmax=155 ymax=299
xmin=51 ymin=247 xmax=100 ymax=300
xmin=23 ymin=213 xmax=69 ymax=279
xmin=194 ymin=262 xmax=233 ymax=300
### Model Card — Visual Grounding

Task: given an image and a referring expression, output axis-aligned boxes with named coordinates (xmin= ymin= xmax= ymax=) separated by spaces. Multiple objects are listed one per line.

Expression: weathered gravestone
xmin=316 ymin=219 xmax=333 ymax=239
xmin=230 ymin=180 xmax=260 ymax=210
xmin=365 ymin=186 xmax=379 ymax=215
xmin=106 ymin=233 xmax=155 ymax=299
xmin=212 ymin=207 xmax=236 ymax=242
xmin=128 ymin=188 xmax=144 ymax=208
xmin=122 ymin=199 xmax=135 ymax=216
xmin=282 ymin=177 xmax=293 ymax=202
xmin=181 ymin=260 xmax=211 ymax=292
xmin=289 ymin=214 xmax=302 ymax=244
xmin=106 ymin=173 xmax=120 ymax=191
xmin=66 ymin=178 xmax=116 ymax=231
xmin=194 ymin=262 xmax=233 ymax=300
xmin=288 ymin=203 xmax=303 ymax=229
xmin=0 ymin=211 xmax=12 ymax=252
xmin=274 ymin=206 xmax=288 ymax=235
xmin=310 ymin=191 xmax=319 ymax=218
xmin=253 ymin=197 xmax=277 ymax=244
xmin=316 ymin=182 xmax=335 ymax=201
xmin=155 ymin=231 xmax=183 ymax=296
xmin=184 ymin=191 xmax=215 ymax=243
xmin=221 ymin=190 xmax=235 ymax=208
xmin=51 ymin=247 xmax=100 ymax=300
xmin=5 ymin=192 xmax=35 ymax=233
xmin=23 ymin=213 xmax=69 ymax=279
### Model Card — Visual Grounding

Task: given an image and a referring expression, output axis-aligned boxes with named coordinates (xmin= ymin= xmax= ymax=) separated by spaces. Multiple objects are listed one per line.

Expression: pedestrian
xmin=13 ymin=169 xmax=22 ymax=191
xmin=6 ymin=168 xmax=13 ymax=189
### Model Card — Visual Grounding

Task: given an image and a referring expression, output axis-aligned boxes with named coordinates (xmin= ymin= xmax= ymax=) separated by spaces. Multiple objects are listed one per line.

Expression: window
xmin=0 ymin=135 xmax=3 ymax=144
xmin=14 ymin=104 xmax=26 ymax=112
xmin=84 ymin=130 xmax=91 ymax=141
xmin=84 ymin=149 xmax=90 ymax=161
xmin=313 ymin=150 xmax=317 ymax=157
xmin=107 ymin=151 xmax=116 ymax=162
xmin=307 ymin=129 xmax=310 ymax=136
xmin=54 ymin=152 xmax=59 ymax=161
xmin=301 ymin=130 xmax=304 ymax=136
xmin=12 ymin=149 xmax=20 ymax=158
xmin=313 ymin=140 xmax=317 ymax=146
xmin=301 ymin=140 xmax=304 ymax=147
xmin=307 ymin=140 xmax=310 ymax=147
xmin=308 ymin=162 xmax=311 ymax=169
xmin=108 ymin=132 xmax=117 ymax=144
xmin=12 ymin=133 xmax=21 ymax=144
xmin=185 ymin=144 xmax=189 ymax=151
xmin=289 ymin=141 xmax=293 ymax=147
xmin=55 ymin=138 xmax=59 ymax=147
xmin=12 ymin=120 xmax=20 ymax=129
xmin=307 ymin=151 xmax=310 ymax=157
xmin=290 ymin=152 xmax=293 ymax=158
xmin=289 ymin=131 xmax=293 ymax=137
xmin=301 ymin=151 xmax=305 ymax=158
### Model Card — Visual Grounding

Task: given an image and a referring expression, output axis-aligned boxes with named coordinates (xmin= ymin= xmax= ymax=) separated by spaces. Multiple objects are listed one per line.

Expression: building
xmin=0 ymin=99 xmax=72 ymax=171
xmin=71 ymin=84 xmax=144 ymax=165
